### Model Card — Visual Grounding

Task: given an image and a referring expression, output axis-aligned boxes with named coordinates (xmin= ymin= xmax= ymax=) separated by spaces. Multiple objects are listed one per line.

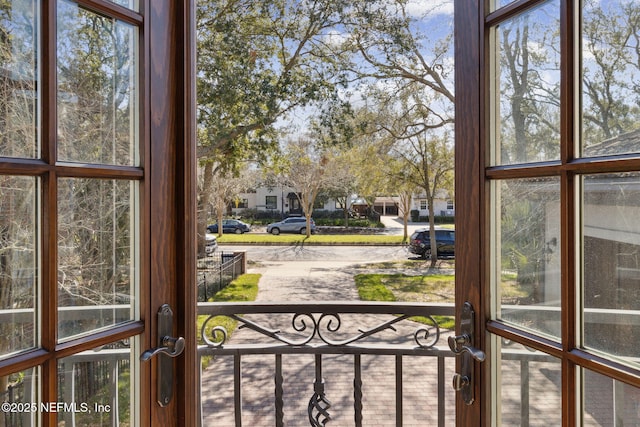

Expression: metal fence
xmin=1 ymin=373 xmax=35 ymax=427
xmin=197 ymin=302 xmax=456 ymax=427
xmin=197 ymin=251 xmax=246 ymax=301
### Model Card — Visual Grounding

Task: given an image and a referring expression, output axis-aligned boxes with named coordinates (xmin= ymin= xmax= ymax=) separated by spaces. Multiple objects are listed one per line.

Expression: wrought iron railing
xmin=0 ymin=303 xmax=634 ymax=426
xmin=197 ymin=251 xmax=246 ymax=301
xmin=197 ymin=302 xmax=456 ymax=427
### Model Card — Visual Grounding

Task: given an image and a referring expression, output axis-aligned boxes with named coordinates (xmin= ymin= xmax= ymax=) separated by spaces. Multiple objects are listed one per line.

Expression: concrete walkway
xmin=253 ymin=260 xmax=360 ymax=302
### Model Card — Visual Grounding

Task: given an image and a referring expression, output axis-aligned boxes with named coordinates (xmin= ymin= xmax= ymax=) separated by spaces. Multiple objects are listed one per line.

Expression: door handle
xmin=140 ymin=335 xmax=185 ymax=361
xmin=140 ymin=304 xmax=185 ymax=406
xmin=448 ymin=334 xmax=486 ymax=362
xmin=448 ymin=302 xmax=485 ymax=405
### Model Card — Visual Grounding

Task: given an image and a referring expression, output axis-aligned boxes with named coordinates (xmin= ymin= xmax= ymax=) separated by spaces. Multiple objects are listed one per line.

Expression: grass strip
xmin=198 ymin=273 xmax=260 ymax=350
xmin=354 ymin=273 xmax=455 ymax=330
xmin=217 ymin=233 xmax=406 ymax=245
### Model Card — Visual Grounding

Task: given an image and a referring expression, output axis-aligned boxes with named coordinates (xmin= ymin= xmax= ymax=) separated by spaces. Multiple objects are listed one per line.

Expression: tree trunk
xmin=428 ymin=197 xmax=438 ymax=268
xmin=198 ymin=162 xmax=215 ymax=256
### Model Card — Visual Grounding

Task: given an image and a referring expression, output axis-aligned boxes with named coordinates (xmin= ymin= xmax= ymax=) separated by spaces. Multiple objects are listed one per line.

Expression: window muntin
xmin=580 ymin=0 xmax=640 ymax=158
xmin=57 ymin=1 xmax=139 ymax=166
xmin=490 ymin=0 xmax=561 ymax=166
xmin=0 ymin=0 xmax=39 ymax=159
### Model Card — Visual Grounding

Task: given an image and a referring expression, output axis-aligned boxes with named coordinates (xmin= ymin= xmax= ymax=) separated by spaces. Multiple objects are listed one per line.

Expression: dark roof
xmin=584 ymin=128 xmax=640 ymax=157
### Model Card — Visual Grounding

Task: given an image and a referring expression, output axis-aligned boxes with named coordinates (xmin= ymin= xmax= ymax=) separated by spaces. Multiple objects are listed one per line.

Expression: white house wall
xmin=231 ymin=186 xmax=339 ymax=213
xmin=231 ymin=187 xmax=455 ymax=216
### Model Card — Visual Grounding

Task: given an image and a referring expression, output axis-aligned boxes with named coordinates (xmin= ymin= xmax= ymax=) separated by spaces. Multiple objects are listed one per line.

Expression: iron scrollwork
xmin=308 ymin=378 xmax=331 ymax=427
xmin=201 ymin=311 xmax=443 ymax=349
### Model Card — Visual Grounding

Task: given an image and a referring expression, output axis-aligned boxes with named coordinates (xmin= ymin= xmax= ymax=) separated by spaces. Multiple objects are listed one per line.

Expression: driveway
xmin=378 ymin=215 xmax=430 ymax=236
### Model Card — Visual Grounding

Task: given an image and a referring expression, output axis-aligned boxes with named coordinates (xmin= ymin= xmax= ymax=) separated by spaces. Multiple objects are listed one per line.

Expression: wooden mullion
xmin=486 ymin=0 xmax=550 ymax=26
xmin=75 ymin=0 xmax=143 ymax=26
xmin=40 ymin=2 xmax=57 ymax=426
xmin=560 ymin=0 xmax=578 ymax=425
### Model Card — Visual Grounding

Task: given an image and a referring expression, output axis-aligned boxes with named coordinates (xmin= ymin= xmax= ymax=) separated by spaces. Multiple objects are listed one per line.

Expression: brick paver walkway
xmin=199 ymin=259 xmax=458 ymax=426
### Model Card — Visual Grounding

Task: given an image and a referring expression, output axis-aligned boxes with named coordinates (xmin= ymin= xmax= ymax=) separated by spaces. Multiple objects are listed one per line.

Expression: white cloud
xmin=405 ymin=0 xmax=454 ymax=17
xmin=323 ymin=29 xmax=348 ymax=47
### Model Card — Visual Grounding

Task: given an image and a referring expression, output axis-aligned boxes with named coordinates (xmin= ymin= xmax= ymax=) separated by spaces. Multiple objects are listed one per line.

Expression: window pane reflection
xmin=57 ymin=178 xmax=138 ymax=341
xmin=0 ymin=176 xmax=38 ymax=359
xmin=493 ymin=178 xmax=561 ymax=339
xmin=0 ymin=0 xmax=39 ymax=159
xmin=491 ymin=0 xmax=561 ymax=165
xmin=581 ymin=0 xmax=640 ymax=157
xmin=496 ymin=338 xmax=562 ymax=425
xmin=58 ymin=341 xmax=136 ymax=426
xmin=1 ymin=368 xmax=39 ymax=427
xmin=105 ymin=0 xmax=138 ymax=12
xmin=583 ymin=368 xmax=640 ymax=426
xmin=57 ymin=0 xmax=139 ymax=166
xmin=582 ymin=173 xmax=640 ymax=367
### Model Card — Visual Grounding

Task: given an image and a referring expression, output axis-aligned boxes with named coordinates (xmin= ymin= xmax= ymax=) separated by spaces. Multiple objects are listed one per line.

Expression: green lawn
xmin=217 ymin=233 xmax=406 ymax=245
xmin=354 ymin=273 xmax=456 ymax=330
xmin=197 ymin=273 xmax=260 ymax=348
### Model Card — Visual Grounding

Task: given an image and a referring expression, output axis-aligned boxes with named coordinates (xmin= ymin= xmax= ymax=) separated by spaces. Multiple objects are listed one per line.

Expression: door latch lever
xmin=140 ymin=304 xmax=185 ymax=406
xmin=448 ymin=302 xmax=485 ymax=405
xmin=140 ymin=335 xmax=185 ymax=362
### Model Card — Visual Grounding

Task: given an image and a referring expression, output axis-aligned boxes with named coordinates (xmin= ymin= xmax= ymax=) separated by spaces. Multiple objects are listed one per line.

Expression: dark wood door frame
xmin=145 ymin=1 xmax=198 ymax=425
xmin=454 ymin=0 xmax=485 ymax=424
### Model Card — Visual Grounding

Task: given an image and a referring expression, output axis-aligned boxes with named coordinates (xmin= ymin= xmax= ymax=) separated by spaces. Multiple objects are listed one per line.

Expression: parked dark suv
xmin=408 ymin=228 xmax=455 ymax=259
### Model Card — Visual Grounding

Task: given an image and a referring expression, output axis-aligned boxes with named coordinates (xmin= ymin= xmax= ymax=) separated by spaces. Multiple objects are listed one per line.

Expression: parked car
xmin=207 ymin=219 xmax=251 ymax=234
xmin=408 ymin=228 xmax=455 ymax=259
xmin=266 ymin=217 xmax=316 ymax=235
xmin=205 ymin=233 xmax=218 ymax=255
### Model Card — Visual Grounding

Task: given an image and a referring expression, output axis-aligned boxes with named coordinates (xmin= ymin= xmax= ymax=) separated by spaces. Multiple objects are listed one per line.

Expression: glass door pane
xmin=0 ymin=0 xmax=39 ymax=159
xmin=57 ymin=178 xmax=139 ymax=341
xmin=491 ymin=177 xmax=561 ymax=339
xmin=0 ymin=368 xmax=39 ymax=426
xmin=581 ymin=173 xmax=640 ymax=366
xmin=57 ymin=0 xmax=139 ymax=166
xmin=1 ymin=1 xmax=146 ymax=425
xmin=495 ymin=337 xmax=562 ymax=425
xmin=57 ymin=339 xmax=139 ymax=427
xmin=580 ymin=0 xmax=640 ymax=157
xmin=489 ymin=0 xmax=561 ymax=166
xmin=0 ymin=176 xmax=38 ymax=359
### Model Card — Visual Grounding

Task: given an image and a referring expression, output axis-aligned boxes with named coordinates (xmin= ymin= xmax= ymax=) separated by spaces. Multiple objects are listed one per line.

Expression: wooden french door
xmin=456 ymin=0 xmax=640 ymax=425
xmin=0 ymin=1 xmax=196 ymax=426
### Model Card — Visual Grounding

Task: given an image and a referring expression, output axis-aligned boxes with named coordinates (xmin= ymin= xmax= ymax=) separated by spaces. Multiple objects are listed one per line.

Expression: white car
xmin=266 ymin=217 xmax=316 ymax=235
